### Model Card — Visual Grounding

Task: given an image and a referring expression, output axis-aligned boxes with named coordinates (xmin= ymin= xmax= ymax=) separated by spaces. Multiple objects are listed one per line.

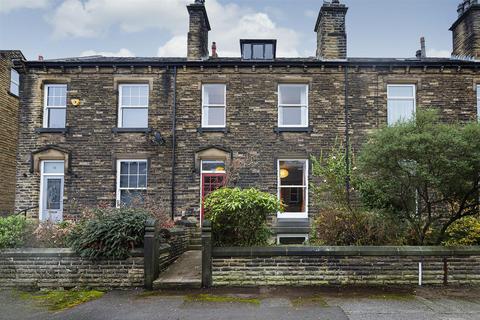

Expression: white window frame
xmin=276 ymin=234 xmax=309 ymax=245
xmin=202 ymin=84 xmax=227 ymax=128
xmin=116 ymin=159 xmax=148 ymax=207
xmin=118 ymin=84 xmax=149 ymax=128
xmin=278 ymin=84 xmax=309 ymax=128
xmin=476 ymin=85 xmax=480 ymax=122
xmin=39 ymin=160 xmax=65 ymax=222
xmin=10 ymin=68 xmax=19 ymax=96
xmin=43 ymin=84 xmax=67 ymax=128
xmin=387 ymin=84 xmax=416 ymax=126
xmin=277 ymin=159 xmax=309 ymax=219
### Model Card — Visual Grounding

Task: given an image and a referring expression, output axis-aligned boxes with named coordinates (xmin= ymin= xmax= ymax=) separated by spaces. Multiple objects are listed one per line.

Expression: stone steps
xmin=188 ymin=244 xmax=202 ymax=251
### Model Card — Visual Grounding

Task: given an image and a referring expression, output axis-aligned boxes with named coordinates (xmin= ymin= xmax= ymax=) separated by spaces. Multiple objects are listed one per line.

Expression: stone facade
xmin=0 ymin=50 xmax=23 ymax=215
xmin=11 ymin=0 xmax=480 ymax=235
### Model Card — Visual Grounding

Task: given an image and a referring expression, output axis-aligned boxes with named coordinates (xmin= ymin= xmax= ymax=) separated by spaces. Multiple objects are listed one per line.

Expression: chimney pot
xmin=211 ymin=41 xmax=218 ymax=58
xmin=420 ymin=37 xmax=426 ymax=58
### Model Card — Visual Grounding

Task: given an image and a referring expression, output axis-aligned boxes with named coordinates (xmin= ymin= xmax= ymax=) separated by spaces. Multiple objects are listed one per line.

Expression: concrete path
xmin=1 ymin=287 xmax=479 ymax=320
xmin=153 ymin=250 xmax=202 ymax=289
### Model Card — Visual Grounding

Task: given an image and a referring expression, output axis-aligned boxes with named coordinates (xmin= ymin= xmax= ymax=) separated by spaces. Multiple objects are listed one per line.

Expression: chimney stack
xmin=187 ymin=0 xmax=211 ymax=60
xmin=450 ymin=0 xmax=480 ymax=59
xmin=314 ymin=0 xmax=348 ymax=60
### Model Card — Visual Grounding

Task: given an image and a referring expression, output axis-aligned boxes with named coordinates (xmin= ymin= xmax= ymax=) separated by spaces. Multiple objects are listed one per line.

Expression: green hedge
xmin=0 ymin=215 xmax=30 ymax=249
xmin=205 ymin=188 xmax=281 ymax=247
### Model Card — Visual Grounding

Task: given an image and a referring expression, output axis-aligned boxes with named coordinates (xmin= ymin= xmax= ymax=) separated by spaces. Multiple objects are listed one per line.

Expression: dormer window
xmin=241 ymin=40 xmax=276 ymax=60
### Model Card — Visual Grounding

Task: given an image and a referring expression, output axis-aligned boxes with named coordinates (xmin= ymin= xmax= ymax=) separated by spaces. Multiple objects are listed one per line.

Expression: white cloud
xmin=158 ymin=1 xmax=301 ymax=57
xmin=427 ymin=48 xmax=451 ymax=58
xmin=80 ymin=48 xmax=135 ymax=57
xmin=0 ymin=0 xmax=52 ymax=13
xmin=50 ymin=0 xmax=191 ymax=38
xmin=50 ymin=0 xmax=302 ymax=57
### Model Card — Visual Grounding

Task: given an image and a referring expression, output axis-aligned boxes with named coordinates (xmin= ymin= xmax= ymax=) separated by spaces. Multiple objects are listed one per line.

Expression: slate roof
xmin=24 ymin=55 xmax=480 ymax=67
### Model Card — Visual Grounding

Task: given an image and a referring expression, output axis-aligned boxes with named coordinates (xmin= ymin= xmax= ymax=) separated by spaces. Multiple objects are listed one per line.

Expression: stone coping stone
xmin=0 ymin=247 xmax=144 ymax=258
xmin=212 ymin=246 xmax=480 ymax=258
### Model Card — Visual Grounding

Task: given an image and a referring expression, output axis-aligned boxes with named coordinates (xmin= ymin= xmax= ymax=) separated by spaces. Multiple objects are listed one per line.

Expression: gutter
xmin=23 ymin=59 xmax=480 ymax=69
xmin=171 ymin=66 xmax=177 ymax=220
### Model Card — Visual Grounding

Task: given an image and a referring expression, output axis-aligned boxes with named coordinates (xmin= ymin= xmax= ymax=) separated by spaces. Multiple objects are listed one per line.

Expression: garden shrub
xmin=0 ymin=215 xmax=30 ymax=249
xmin=27 ymin=221 xmax=75 ymax=248
xmin=67 ymin=207 xmax=150 ymax=259
xmin=443 ymin=216 xmax=480 ymax=246
xmin=309 ymin=207 xmax=405 ymax=246
xmin=204 ymin=188 xmax=281 ymax=247
xmin=310 ymin=142 xmax=407 ymax=246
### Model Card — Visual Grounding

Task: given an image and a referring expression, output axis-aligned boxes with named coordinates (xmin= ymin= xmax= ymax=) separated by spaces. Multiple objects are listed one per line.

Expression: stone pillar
xmin=187 ymin=1 xmax=211 ymax=61
xmin=201 ymin=220 xmax=212 ymax=288
xmin=314 ymin=0 xmax=348 ymax=60
xmin=143 ymin=218 xmax=159 ymax=290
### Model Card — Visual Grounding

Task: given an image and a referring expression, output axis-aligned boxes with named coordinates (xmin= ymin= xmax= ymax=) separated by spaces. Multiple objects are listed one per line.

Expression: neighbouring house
xmin=12 ymin=0 xmax=480 ymax=244
xmin=0 ymin=50 xmax=24 ymax=215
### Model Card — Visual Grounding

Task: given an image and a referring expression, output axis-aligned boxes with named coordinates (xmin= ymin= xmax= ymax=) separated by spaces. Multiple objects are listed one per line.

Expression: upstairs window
xmin=118 ymin=84 xmax=149 ymax=128
xmin=10 ymin=69 xmax=19 ymax=96
xmin=387 ymin=84 xmax=416 ymax=126
xmin=278 ymin=84 xmax=308 ymax=127
xmin=241 ymin=40 xmax=276 ymax=60
xmin=202 ymin=84 xmax=226 ymax=128
xmin=43 ymin=84 xmax=67 ymax=128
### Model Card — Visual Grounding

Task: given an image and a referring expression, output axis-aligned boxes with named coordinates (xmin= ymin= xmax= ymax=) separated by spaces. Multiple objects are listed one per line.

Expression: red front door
xmin=201 ymin=173 xmax=226 ymax=222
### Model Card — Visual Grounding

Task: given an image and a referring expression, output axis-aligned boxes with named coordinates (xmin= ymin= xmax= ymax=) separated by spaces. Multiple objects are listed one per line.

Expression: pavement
xmin=1 ymin=286 xmax=479 ymax=320
xmin=153 ymin=250 xmax=202 ymax=289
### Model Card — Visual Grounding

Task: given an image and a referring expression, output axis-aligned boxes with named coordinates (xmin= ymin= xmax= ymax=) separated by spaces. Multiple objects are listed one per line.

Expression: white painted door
xmin=40 ymin=161 xmax=64 ymax=222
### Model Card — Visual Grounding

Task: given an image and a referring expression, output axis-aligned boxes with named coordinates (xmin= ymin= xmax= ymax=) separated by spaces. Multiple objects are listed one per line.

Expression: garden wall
xmin=209 ymin=247 xmax=480 ymax=287
xmin=0 ymin=225 xmax=193 ymax=290
xmin=0 ymin=248 xmax=144 ymax=289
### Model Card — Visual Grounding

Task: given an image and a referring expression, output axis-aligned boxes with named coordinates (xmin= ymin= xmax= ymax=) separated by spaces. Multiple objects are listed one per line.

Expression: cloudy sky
xmin=0 ymin=0 xmax=458 ymax=60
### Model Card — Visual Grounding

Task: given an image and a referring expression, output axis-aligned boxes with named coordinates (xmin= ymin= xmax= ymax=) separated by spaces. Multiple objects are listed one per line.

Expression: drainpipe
xmin=171 ymin=66 xmax=177 ymax=220
xmin=344 ymin=64 xmax=351 ymax=205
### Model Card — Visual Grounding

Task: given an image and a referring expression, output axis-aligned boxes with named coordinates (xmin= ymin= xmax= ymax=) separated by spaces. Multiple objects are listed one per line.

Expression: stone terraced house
xmin=0 ymin=50 xmax=24 ymax=215
xmin=10 ymin=0 xmax=480 ymax=244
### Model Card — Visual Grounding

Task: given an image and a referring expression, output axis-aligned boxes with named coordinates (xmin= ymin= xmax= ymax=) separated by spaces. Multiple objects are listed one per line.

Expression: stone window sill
xmin=112 ymin=127 xmax=152 ymax=133
xmin=7 ymin=91 xmax=19 ymax=99
xmin=36 ymin=128 xmax=69 ymax=134
xmin=197 ymin=127 xmax=229 ymax=133
xmin=274 ymin=126 xmax=313 ymax=133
